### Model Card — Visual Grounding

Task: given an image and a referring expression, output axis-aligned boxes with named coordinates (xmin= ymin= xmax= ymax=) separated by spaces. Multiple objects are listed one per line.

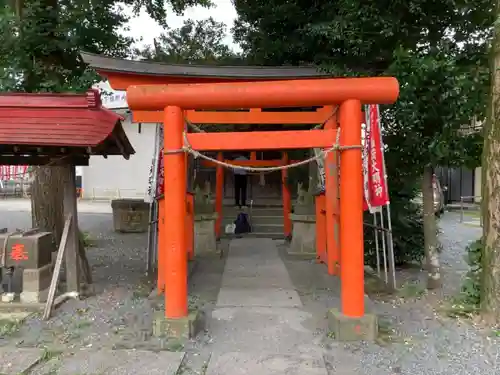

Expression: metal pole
xmin=373 ymin=212 xmax=381 ymax=278
xmin=460 ymin=196 xmax=464 ymax=223
xmin=376 ymin=105 xmax=396 ymax=290
xmin=378 ymin=208 xmax=389 ymax=284
xmin=146 ymin=123 xmax=162 ymax=275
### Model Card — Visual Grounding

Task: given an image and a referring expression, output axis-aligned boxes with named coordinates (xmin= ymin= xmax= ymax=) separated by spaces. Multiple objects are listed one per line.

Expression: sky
xmin=122 ymin=0 xmax=240 ymax=51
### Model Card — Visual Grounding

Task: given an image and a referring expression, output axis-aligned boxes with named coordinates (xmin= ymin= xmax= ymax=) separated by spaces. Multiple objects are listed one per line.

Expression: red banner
xmin=363 ymin=105 xmax=389 ymax=211
xmin=0 ymin=165 xmax=28 ymax=181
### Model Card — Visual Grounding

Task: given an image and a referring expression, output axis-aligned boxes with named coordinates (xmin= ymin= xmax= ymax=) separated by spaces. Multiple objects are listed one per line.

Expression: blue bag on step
xmin=234 ymin=212 xmax=251 ymax=234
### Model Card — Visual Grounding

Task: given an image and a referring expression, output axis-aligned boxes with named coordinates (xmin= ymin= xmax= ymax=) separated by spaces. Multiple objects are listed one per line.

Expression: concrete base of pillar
xmin=152 ymin=310 xmax=205 ymax=339
xmin=327 ymin=308 xmax=378 ymax=342
xmin=289 ymin=213 xmax=316 ymax=255
xmin=194 ymin=213 xmax=218 ymax=255
xmin=20 ymin=288 xmax=49 ymax=304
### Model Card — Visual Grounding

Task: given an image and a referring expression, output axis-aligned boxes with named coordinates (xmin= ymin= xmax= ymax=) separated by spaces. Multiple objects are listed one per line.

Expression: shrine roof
xmin=81 ymin=52 xmax=328 ymax=80
xmin=0 ymin=90 xmax=135 ymax=165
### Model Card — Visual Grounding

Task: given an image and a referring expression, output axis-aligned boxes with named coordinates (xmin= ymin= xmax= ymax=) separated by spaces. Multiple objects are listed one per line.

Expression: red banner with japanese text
xmin=0 ymin=165 xmax=28 ymax=181
xmin=363 ymin=105 xmax=389 ymax=211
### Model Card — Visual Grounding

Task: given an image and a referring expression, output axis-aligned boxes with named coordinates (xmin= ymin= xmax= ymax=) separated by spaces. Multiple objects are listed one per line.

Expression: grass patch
xmin=363 ymin=273 xmax=394 ymax=299
xmin=461 ymin=210 xmax=481 ymax=218
xmin=442 ymin=239 xmax=482 ymax=319
xmin=398 ymin=281 xmax=426 ymax=299
xmin=132 ymin=278 xmax=154 ymax=301
xmin=80 ymin=231 xmax=95 ymax=248
xmin=0 ymin=318 xmax=22 ymax=337
xmin=441 ymin=295 xmax=479 ymax=318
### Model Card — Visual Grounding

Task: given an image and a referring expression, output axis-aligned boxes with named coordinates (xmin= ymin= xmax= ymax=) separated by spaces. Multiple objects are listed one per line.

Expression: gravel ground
xmin=0 ymin=207 xmax=228 ymax=374
xmin=0 ymin=210 xmax=160 ymax=352
xmin=283 ymin=211 xmax=499 ymax=375
xmin=0 ymin=206 xmax=497 ymax=375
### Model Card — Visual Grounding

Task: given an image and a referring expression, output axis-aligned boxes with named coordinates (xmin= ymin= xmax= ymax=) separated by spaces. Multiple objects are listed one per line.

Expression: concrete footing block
xmin=20 ymin=288 xmax=49 ymax=304
xmin=153 ymin=310 xmax=205 ymax=339
xmin=327 ymin=308 xmax=378 ymax=342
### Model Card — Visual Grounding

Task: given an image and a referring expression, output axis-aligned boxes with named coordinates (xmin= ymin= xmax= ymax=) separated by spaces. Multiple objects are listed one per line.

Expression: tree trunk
xmin=30 ymin=166 xmax=65 ymax=246
xmin=422 ymin=166 xmax=441 ymax=289
xmin=480 ymin=0 xmax=500 ymax=324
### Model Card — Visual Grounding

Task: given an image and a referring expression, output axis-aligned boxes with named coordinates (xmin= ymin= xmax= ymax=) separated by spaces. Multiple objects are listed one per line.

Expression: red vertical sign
xmin=363 ymin=105 xmax=389 ymax=211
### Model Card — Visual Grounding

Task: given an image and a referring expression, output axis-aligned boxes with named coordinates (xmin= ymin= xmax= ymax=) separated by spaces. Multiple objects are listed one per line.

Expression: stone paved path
xmin=0 ymin=347 xmax=185 ymax=375
xmin=205 ymin=237 xmax=327 ymax=375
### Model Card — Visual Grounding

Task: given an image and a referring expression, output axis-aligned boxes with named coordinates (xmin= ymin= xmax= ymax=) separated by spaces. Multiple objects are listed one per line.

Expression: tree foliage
xmin=233 ymin=0 xmax=492 ymax=274
xmin=135 ymin=17 xmax=242 ymax=64
xmin=0 ymin=0 xmax=212 ymax=258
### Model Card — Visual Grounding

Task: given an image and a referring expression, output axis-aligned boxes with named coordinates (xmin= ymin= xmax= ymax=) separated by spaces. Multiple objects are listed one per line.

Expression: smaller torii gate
xmin=0 ymin=90 xmax=134 ymax=312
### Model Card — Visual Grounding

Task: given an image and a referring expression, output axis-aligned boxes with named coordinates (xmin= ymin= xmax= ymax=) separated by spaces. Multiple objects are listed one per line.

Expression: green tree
xmin=0 ymin=0 xmax=211 ymax=275
xmin=135 ymin=17 xmax=241 ymax=64
xmin=233 ymin=0 xmax=492 ymax=284
xmin=481 ymin=0 xmax=500 ymax=324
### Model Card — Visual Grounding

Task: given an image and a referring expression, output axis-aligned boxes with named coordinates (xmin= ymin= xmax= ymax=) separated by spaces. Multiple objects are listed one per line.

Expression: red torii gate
xmin=82 ymin=52 xmax=399 ymax=334
xmin=126 ymin=78 xmax=398 ymax=320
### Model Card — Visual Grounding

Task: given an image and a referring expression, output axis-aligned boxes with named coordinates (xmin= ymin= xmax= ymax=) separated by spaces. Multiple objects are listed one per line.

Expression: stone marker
xmin=111 ymin=199 xmax=150 ymax=233
xmin=205 ymin=352 xmax=328 ymax=375
xmin=21 ymin=263 xmax=52 ymax=303
xmin=0 ymin=347 xmax=44 ymax=375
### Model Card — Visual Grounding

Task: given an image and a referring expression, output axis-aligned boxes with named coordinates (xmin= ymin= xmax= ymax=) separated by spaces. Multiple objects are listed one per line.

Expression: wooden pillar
xmin=215 ymin=152 xmax=224 ymax=239
xmin=324 ymin=105 xmax=340 ymax=275
xmin=339 ymin=99 xmax=364 ymax=318
xmin=62 ymin=164 xmax=80 ymax=294
xmin=186 ymin=192 xmax=194 ymax=260
xmin=163 ymin=106 xmax=188 ymax=319
xmin=281 ymin=152 xmax=292 ymax=239
xmin=157 ymin=197 xmax=165 ymax=294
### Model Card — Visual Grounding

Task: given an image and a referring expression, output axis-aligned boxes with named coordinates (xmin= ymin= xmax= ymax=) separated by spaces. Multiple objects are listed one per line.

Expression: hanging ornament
xmin=259 ymin=172 xmax=266 ymax=186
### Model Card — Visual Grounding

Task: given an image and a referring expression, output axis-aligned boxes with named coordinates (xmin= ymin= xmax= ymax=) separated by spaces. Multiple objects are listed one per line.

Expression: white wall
xmin=81 ymin=115 xmax=158 ymax=200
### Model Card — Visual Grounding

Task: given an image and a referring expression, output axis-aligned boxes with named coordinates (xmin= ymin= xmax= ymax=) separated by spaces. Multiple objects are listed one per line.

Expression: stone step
xmin=221 ymin=232 xmax=284 ymax=239
xmin=251 ymin=223 xmax=284 ymax=233
xmin=223 ymin=207 xmax=284 ymax=217
xmin=223 ymin=215 xmax=284 ymax=225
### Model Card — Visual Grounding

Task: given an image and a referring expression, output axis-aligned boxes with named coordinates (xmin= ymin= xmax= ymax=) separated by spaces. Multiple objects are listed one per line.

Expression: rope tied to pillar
xmin=162 ymin=106 xmax=362 ymax=173
xmin=181 ymin=128 xmax=362 ymax=174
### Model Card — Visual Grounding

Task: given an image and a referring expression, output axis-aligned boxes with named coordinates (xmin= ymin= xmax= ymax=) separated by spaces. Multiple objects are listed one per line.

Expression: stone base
xmin=327 ymin=308 xmax=378 ymax=342
xmin=20 ymin=288 xmax=49 ymax=304
xmin=289 ymin=214 xmax=316 ymax=255
xmin=194 ymin=214 xmax=218 ymax=255
xmin=153 ymin=310 xmax=205 ymax=339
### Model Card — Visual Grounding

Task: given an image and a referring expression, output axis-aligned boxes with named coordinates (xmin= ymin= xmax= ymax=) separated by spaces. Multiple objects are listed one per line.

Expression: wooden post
xmin=281 ymin=152 xmax=292 ymax=239
xmin=339 ymin=99 xmax=364 ymax=318
xmin=43 ymin=215 xmax=72 ymax=320
xmin=163 ymin=106 xmax=188 ymax=319
xmin=215 ymin=152 xmax=224 ymax=239
xmin=324 ymin=105 xmax=340 ymax=275
xmin=62 ymin=164 xmax=80 ymax=294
